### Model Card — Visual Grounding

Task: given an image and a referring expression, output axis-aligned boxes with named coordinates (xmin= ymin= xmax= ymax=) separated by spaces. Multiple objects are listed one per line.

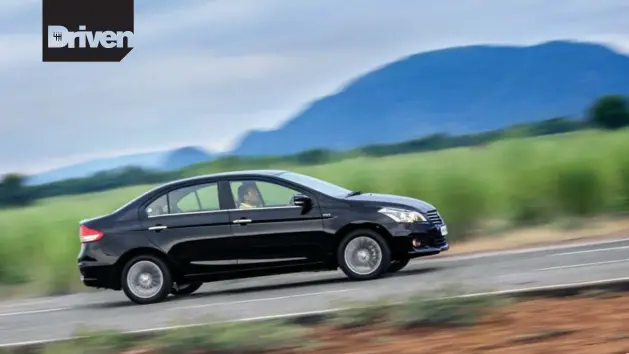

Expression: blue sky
xmin=1 ymin=0 xmax=628 ymax=174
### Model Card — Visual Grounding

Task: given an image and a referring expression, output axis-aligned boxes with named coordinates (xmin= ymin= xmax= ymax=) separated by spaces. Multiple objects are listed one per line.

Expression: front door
xmin=227 ymin=178 xmax=326 ymax=270
xmin=140 ymin=181 xmax=237 ymax=276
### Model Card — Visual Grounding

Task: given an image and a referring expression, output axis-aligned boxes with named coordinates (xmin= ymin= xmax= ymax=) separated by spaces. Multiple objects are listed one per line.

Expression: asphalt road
xmin=1 ymin=237 xmax=629 ymax=346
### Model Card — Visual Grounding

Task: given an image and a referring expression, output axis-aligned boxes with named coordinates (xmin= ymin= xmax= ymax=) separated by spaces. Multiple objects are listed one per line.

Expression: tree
xmin=0 ymin=173 xmax=35 ymax=207
xmin=588 ymin=95 xmax=629 ymax=129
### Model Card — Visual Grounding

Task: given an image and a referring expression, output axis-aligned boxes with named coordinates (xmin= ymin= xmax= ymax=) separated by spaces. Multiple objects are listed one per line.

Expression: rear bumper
xmin=77 ymin=244 xmax=119 ymax=290
xmin=78 ymin=262 xmax=118 ymax=290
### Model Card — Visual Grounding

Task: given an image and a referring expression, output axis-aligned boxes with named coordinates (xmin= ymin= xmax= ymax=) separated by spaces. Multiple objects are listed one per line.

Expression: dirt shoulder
xmin=293 ymin=293 xmax=629 ymax=354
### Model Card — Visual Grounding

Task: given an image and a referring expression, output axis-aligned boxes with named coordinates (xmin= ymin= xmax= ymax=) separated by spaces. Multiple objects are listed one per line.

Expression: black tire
xmin=387 ymin=257 xmax=410 ymax=273
xmin=337 ymin=229 xmax=391 ymax=281
xmin=121 ymin=254 xmax=173 ymax=305
xmin=171 ymin=282 xmax=203 ymax=296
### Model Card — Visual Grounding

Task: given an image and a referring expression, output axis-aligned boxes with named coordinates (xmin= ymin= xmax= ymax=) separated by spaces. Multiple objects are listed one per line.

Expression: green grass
xmin=1 ymin=128 xmax=629 ymax=295
xmin=26 ymin=320 xmax=306 ymax=354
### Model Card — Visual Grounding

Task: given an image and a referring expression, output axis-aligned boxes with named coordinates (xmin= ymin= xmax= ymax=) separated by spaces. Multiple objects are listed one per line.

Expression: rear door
xmin=140 ymin=181 xmax=237 ymax=275
xmin=226 ymin=178 xmax=327 ymax=270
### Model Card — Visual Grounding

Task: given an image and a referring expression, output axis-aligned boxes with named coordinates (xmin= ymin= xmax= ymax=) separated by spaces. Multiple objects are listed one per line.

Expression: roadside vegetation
xmin=1 ymin=115 xmax=587 ymax=206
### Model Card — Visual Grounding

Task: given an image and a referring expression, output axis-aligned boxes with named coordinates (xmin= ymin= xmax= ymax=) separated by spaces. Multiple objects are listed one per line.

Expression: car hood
xmin=345 ymin=193 xmax=436 ymax=213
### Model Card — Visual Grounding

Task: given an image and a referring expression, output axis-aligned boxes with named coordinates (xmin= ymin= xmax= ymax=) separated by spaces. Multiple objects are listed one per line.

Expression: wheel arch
xmin=334 ymin=221 xmax=393 ymax=247
xmin=112 ymin=247 xmax=180 ymax=290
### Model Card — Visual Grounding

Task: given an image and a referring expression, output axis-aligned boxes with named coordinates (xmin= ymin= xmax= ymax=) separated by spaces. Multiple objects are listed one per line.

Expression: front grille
xmin=425 ymin=210 xmax=443 ymax=225
xmin=431 ymin=235 xmax=447 ymax=248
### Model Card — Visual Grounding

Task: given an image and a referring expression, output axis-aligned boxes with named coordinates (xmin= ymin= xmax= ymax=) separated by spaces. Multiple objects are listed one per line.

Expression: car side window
xmin=145 ymin=183 xmax=220 ymax=217
xmin=146 ymin=195 xmax=169 ymax=217
xmin=170 ymin=183 xmax=220 ymax=214
xmin=230 ymin=180 xmax=300 ymax=209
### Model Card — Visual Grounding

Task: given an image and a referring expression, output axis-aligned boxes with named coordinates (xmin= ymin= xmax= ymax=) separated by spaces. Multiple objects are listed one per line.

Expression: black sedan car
xmin=78 ymin=170 xmax=449 ymax=304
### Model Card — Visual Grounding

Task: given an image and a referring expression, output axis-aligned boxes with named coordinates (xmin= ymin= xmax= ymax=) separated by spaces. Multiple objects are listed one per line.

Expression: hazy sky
xmin=1 ymin=0 xmax=628 ymax=174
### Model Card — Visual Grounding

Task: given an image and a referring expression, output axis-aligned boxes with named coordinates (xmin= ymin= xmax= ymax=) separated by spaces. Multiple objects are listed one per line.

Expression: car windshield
xmin=278 ymin=172 xmax=352 ymax=198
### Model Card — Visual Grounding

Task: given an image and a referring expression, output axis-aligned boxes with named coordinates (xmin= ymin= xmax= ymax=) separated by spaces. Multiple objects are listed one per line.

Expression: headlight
xmin=378 ymin=207 xmax=427 ymax=223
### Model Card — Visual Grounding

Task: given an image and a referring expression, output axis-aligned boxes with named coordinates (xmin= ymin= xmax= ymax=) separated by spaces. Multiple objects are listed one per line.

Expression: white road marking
xmin=170 ymin=288 xmax=358 ymax=311
xmin=0 ymin=338 xmax=72 ymax=349
xmin=131 ymin=307 xmax=346 ymax=334
xmin=0 ymin=300 xmax=55 ymax=309
xmin=0 ymin=307 xmax=70 ymax=318
xmin=538 ymin=258 xmax=629 ymax=271
xmin=424 ymin=237 xmax=629 ymax=263
xmin=448 ymin=277 xmax=629 ymax=298
xmin=551 ymin=245 xmax=629 ymax=256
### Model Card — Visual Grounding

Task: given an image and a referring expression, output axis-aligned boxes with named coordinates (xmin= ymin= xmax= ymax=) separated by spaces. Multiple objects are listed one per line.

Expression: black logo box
xmin=42 ymin=0 xmax=134 ymax=62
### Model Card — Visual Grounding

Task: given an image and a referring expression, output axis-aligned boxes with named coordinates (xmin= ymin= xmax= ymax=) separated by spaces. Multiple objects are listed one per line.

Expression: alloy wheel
xmin=343 ymin=236 xmax=383 ymax=275
xmin=126 ymin=260 xmax=164 ymax=299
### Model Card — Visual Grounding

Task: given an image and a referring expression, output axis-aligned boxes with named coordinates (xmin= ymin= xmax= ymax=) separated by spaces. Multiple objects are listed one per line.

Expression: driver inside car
xmin=237 ymin=183 xmax=263 ymax=209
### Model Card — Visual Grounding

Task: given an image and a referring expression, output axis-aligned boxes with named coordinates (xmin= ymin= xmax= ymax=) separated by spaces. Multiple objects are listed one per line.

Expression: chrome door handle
xmin=148 ymin=225 xmax=168 ymax=231
xmin=233 ymin=219 xmax=252 ymax=224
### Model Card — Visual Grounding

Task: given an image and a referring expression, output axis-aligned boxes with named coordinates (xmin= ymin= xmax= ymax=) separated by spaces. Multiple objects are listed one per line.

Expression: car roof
xmin=158 ymin=169 xmax=288 ymax=188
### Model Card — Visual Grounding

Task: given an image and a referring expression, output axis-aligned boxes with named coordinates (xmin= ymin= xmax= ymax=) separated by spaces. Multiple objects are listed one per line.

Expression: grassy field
xmin=1 ymin=128 xmax=628 ymax=296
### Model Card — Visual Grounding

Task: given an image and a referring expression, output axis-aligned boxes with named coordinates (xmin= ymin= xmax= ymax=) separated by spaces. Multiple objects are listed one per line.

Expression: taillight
xmin=79 ymin=225 xmax=103 ymax=243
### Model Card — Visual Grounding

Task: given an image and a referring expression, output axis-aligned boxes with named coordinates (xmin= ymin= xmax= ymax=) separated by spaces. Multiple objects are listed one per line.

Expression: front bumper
xmin=386 ymin=221 xmax=450 ymax=258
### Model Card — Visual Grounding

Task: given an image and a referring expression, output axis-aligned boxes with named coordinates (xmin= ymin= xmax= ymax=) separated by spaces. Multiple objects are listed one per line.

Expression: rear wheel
xmin=171 ymin=282 xmax=203 ymax=296
xmin=337 ymin=229 xmax=391 ymax=280
xmin=121 ymin=255 xmax=172 ymax=305
xmin=388 ymin=257 xmax=410 ymax=273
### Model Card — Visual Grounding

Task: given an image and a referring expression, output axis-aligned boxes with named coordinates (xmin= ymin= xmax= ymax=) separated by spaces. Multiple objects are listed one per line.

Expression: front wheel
xmin=171 ymin=282 xmax=203 ymax=296
xmin=121 ymin=255 xmax=172 ymax=305
xmin=337 ymin=229 xmax=391 ymax=281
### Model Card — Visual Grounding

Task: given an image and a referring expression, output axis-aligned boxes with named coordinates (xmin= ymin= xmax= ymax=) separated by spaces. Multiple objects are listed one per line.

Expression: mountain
xmin=27 ymin=146 xmax=214 ymax=185
xmin=232 ymin=40 xmax=629 ymax=156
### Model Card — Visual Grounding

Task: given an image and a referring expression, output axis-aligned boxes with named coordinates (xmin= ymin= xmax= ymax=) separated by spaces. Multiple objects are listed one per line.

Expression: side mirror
xmin=292 ymin=194 xmax=312 ymax=210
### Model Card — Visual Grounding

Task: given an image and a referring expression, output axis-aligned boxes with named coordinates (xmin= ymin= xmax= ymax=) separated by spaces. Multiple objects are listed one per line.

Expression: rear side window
xmin=171 ymin=183 xmax=220 ymax=213
xmin=146 ymin=195 xmax=169 ymax=217
xmin=145 ymin=183 xmax=220 ymax=217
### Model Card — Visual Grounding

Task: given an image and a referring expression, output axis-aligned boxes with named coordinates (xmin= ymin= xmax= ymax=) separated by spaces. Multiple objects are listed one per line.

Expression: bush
xmin=588 ymin=95 xmax=629 ymax=129
xmin=332 ymin=300 xmax=393 ymax=328
xmin=553 ymin=160 xmax=605 ymax=217
xmin=0 ymin=231 xmax=30 ymax=285
xmin=429 ymin=171 xmax=488 ymax=241
xmin=392 ymin=292 xmax=507 ymax=328
xmin=154 ymin=321 xmax=306 ymax=354
xmin=617 ymin=154 xmax=629 ymax=212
